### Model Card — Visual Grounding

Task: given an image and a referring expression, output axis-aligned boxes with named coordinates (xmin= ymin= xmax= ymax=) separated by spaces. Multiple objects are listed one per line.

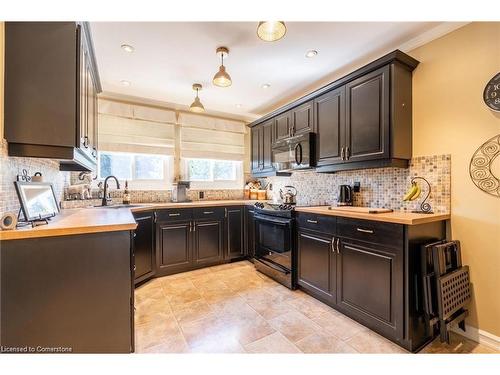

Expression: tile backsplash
xmin=266 ymin=154 xmax=451 ymax=213
xmin=0 ymin=139 xmax=70 ymax=217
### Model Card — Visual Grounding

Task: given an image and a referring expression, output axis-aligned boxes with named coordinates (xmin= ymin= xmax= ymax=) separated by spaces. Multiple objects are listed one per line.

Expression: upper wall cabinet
xmin=249 ymin=50 xmax=418 ymax=174
xmin=4 ymin=22 xmax=102 ymax=171
xmin=251 ymin=119 xmax=275 ymax=176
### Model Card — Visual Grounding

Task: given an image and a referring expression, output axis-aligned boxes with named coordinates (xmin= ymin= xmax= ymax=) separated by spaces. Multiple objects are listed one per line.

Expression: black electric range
xmin=253 ymin=202 xmax=296 ymax=289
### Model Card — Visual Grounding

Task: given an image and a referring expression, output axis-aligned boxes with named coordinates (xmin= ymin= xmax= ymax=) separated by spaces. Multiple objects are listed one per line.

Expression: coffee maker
xmin=172 ymin=181 xmax=191 ymax=203
xmin=337 ymin=185 xmax=353 ymax=206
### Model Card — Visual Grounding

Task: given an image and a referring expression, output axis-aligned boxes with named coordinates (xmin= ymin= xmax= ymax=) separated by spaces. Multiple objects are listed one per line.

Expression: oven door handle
xmin=255 ymin=257 xmax=290 ymax=275
xmin=254 ymin=214 xmax=291 ymax=226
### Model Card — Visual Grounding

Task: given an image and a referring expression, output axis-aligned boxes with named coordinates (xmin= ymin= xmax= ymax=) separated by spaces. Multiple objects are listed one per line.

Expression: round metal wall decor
xmin=469 ymin=134 xmax=500 ymax=197
xmin=483 ymin=72 xmax=500 ymax=112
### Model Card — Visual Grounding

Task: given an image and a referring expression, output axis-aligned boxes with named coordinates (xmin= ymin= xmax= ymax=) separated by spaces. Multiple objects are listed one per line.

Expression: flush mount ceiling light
xmin=189 ymin=83 xmax=205 ymax=113
xmin=261 ymin=83 xmax=271 ymax=89
xmin=235 ymin=104 xmax=242 ymax=109
xmin=120 ymin=80 xmax=131 ymax=86
xmin=305 ymin=50 xmax=318 ymax=58
xmin=213 ymin=47 xmax=232 ymax=87
xmin=121 ymin=44 xmax=135 ymax=53
xmin=257 ymin=21 xmax=287 ymax=42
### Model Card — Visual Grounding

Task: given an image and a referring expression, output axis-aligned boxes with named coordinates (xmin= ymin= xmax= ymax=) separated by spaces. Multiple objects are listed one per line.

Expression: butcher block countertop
xmin=0 ymin=200 xmax=260 ymax=240
xmin=295 ymin=206 xmax=450 ymax=225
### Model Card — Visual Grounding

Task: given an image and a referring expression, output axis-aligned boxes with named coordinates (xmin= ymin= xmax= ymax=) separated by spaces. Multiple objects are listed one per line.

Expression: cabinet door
xmin=315 ymin=87 xmax=346 ymax=166
xmin=193 ymin=220 xmax=223 ymax=266
xmin=274 ymin=111 xmax=291 ymax=143
xmin=345 ymin=65 xmax=390 ymax=162
xmin=133 ymin=212 xmax=155 ymax=284
xmin=245 ymin=208 xmax=255 ymax=260
xmin=226 ymin=207 xmax=244 ymax=259
xmin=292 ymin=101 xmax=314 ymax=136
xmin=297 ymin=229 xmax=336 ymax=303
xmin=78 ymin=30 xmax=88 ymax=151
xmin=251 ymin=126 xmax=261 ymax=173
xmin=262 ymin=120 xmax=274 ymax=171
xmin=336 ymin=238 xmax=403 ymax=341
xmin=156 ymin=221 xmax=192 ymax=276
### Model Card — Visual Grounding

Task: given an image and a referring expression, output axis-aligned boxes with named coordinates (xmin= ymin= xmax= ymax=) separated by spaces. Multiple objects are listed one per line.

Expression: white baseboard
xmin=451 ymin=324 xmax=500 ymax=351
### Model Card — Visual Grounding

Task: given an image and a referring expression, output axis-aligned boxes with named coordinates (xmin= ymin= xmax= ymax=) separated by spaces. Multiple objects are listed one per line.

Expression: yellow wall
xmin=410 ymin=22 xmax=500 ymax=337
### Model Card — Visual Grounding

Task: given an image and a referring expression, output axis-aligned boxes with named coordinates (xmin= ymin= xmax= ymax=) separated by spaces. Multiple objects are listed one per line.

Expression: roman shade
xmin=98 ymin=99 xmax=176 ymax=155
xmin=177 ymin=112 xmax=247 ymax=161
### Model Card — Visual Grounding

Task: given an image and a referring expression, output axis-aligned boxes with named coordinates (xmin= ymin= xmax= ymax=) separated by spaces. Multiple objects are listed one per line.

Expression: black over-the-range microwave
xmin=272 ymin=132 xmax=316 ymax=172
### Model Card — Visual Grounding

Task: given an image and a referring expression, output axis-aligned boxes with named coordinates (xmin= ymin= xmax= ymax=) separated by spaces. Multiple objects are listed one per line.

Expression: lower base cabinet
xmin=245 ymin=207 xmax=255 ymax=260
xmin=297 ymin=229 xmax=336 ymax=303
xmin=133 ymin=211 xmax=155 ymax=285
xmin=154 ymin=206 xmax=245 ymax=277
xmin=336 ymin=238 xmax=403 ymax=343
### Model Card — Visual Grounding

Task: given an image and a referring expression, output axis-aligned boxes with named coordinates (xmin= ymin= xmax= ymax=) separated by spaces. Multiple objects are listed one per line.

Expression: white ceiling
xmin=90 ymin=22 xmax=465 ymax=121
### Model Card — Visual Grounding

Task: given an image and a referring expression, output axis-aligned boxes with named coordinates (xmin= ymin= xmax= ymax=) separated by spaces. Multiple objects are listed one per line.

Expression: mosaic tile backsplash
xmin=266 ymin=154 xmax=451 ymax=213
xmin=0 ymin=139 xmax=70 ymax=217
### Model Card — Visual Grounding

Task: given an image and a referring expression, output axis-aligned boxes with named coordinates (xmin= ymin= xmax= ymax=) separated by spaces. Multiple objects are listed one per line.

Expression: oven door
xmin=254 ymin=213 xmax=293 ymax=271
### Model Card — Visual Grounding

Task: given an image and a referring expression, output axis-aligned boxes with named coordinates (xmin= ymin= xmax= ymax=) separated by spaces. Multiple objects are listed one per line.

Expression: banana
xmin=410 ymin=184 xmax=422 ymax=201
xmin=403 ymin=182 xmax=418 ymax=201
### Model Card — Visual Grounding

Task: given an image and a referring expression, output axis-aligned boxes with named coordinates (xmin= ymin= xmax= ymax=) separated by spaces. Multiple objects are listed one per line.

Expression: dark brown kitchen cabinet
xmin=245 ymin=207 xmax=256 ymax=260
xmin=314 ymin=87 xmax=345 ymax=166
xmin=4 ymin=22 xmax=101 ymax=171
xmin=194 ymin=220 xmax=223 ymax=266
xmin=274 ymin=111 xmax=291 ymax=143
xmin=156 ymin=220 xmax=192 ymax=276
xmin=344 ymin=65 xmax=390 ymax=163
xmin=297 ymin=229 xmax=337 ymax=303
xmin=249 ymin=50 xmax=418 ymax=173
xmin=291 ymin=101 xmax=314 ymax=136
xmin=336 ymin=237 xmax=403 ymax=343
xmin=225 ymin=206 xmax=245 ymax=260
xmin=133 ymin=211 xmax=155 ymax=285
xmin=250 ymin=120 xmax=276 ymax=177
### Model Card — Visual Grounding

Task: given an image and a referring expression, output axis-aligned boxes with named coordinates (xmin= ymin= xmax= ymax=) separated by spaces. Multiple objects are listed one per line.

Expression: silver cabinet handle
xmin=331 ymin=237 xmax=335 ymax=253
xmin=153 ymin=212 xmax=157 ymax=223
xmin=356 ymin=228 xmax=374 ymax=234
xmin=307 ymin=219 xmax=318 ymax=224
xmin=203 ymin=211 xmax=214 ymax=214
xmin=224 ymin=208 xmax=228 ymax=218
xmin=341 ymin=147 xmax=345 ymax=160
xmin=336 ymin=238 xmax=341 ymax=254
xmin=193 ymin=222 xmax=196 ymax=232
xmin=346 ymin=146 xmax=350 ymax=160
xmin=169 ymin=213 xmax=181 ymax=217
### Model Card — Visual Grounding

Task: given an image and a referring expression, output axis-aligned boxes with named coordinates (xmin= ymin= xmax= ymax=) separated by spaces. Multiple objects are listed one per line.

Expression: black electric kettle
xmin=338 ymin=185 xmax=353 ymax=206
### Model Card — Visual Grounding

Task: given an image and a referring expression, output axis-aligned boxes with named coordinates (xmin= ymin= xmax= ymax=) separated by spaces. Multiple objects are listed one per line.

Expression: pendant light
xmin=257 ymin=21 xmax=287 ymax=42
xmin=189 ymin=84 xmax=205 ymax=113
xmin=212 ymin=47 xmax=232 ymax=87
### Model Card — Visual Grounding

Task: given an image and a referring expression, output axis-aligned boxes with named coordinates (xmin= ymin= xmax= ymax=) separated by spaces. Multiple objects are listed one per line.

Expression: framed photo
xmin=14 ymin=181 xmax=60 ymax=222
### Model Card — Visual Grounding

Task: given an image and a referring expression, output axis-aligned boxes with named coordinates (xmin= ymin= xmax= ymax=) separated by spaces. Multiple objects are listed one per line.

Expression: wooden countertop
xmin=294 ymin=206 xmax=450 ymax=225
xmin=0 ymin=200 xmax=260 ymax=241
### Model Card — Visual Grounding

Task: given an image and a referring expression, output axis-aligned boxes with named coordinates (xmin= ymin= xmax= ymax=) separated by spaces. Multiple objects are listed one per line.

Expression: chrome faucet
xmin=102 ymin=175 xmax=121 ymax=206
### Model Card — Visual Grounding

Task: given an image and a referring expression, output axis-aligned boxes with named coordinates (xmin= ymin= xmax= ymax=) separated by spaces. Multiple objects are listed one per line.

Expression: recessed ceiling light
xmin=120 ymin=80 xmax=131 ymax=87
xmin=235 ymin=104 xmax=242 ymax=108
xmin=305 ymin=50 xmax=318 ymax=58
xmin=121 ymin=44 xmax=135 ymax=53
xmin=261 ymin=83 xmax=271 ymax=89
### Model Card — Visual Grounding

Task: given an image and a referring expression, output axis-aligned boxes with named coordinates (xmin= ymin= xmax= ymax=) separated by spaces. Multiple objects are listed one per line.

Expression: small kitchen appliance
xmin=338 ymin=184 xmax=353 ymax=206
xmin=172 ymin=181 xmax=191 ymax=203
xmin=272 ymin=132 xmax=316 ymax=172
xmin=279 ymin=185 xmax=297 ymax=205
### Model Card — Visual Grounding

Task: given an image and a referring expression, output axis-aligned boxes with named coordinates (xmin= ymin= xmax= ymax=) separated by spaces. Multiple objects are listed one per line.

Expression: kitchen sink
xmin=94 ymin=204 xmax=145 ymax=209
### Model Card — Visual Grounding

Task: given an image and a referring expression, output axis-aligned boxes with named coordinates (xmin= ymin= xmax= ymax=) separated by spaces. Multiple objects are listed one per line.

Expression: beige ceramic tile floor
xmin=134 ymin=261 xmax=497 ymax=354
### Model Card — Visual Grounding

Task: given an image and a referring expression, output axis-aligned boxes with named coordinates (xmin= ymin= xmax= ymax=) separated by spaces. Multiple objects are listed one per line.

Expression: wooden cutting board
xmin=328 ymin=206 xmax=394 ymax=214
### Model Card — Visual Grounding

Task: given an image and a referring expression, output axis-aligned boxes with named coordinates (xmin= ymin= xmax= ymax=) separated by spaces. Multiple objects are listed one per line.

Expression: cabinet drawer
xmin=337 ymin=217 xmax=403 ymax=248
xmin=156 ymin=208 xmax=193 ymax=222
xmin=193 ymin=207 xmax=225 ymax=220
xmin=296 ymin=212 xmax=336 ymax=235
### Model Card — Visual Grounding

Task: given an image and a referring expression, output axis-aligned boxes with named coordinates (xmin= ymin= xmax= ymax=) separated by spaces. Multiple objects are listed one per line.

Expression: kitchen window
xmin=182 ymin=158 xmax=243 ymax=189
xmin=97 ymin=151 xmax=172 ymax=189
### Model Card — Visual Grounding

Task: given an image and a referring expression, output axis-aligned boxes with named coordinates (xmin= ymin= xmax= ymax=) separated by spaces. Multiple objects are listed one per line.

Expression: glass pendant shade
xmin=213 ymin=65 xmax=232 ymax=87
xmin=189 ymin=84 xmax=205 ymax=113
xmin=257 ymin=21 xmax=287 ymax=42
